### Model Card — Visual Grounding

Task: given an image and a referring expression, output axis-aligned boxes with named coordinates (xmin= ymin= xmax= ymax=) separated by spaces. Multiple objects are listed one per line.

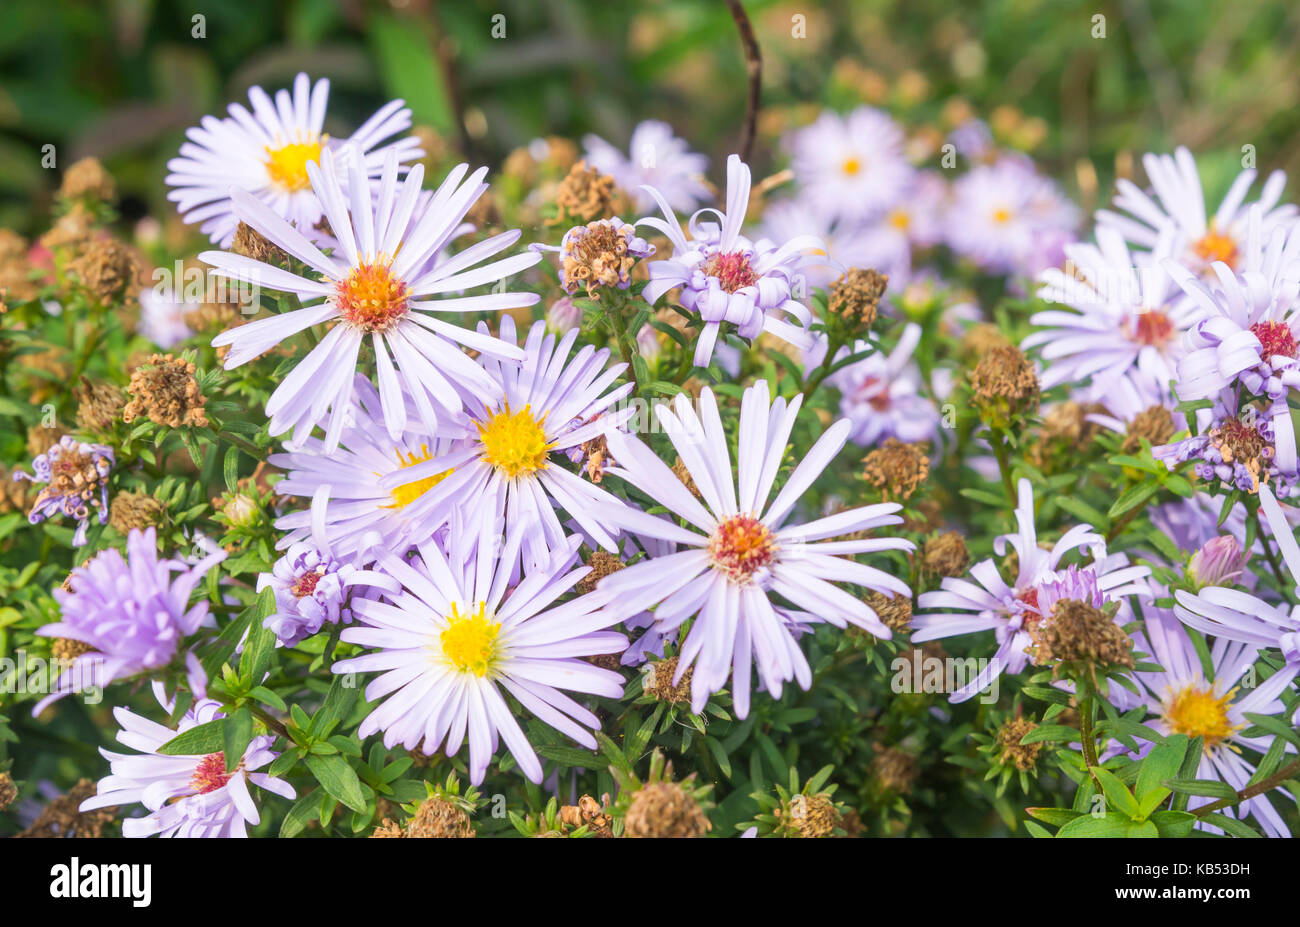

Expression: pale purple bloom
xmin=1027 ymin=227 xmax=1202 ymax=397
xmin=80 ymin=683 xmax=294 ymax=837
xmin=1097 ymin=146 xmax=1297 ymax=277
xmin=333 ymin=523 xmax=629 ymax=785
xmin=166 ymin=72 xmax=422 ymax=247
xmin=14 ymin=435 xmax=114 ymax=546
xmin=259 ymin=542 xmax=358 ymax=647
xmin=946 ymin=154 xmax=1079 ymax=276
xmin=35 ymin=528 xmax=226 ymax=712
xmin=202 ymin=148 xmax=538 ymax=449
xmin=137 ymin=286 xmax=194 ymax=348
xmin=583 ymin=120 xmax=710 ymax=214
xmin=1130 ymin=605 xmax=1294 ymax=837
xmin=759 ymin=199 xmax=872 ymax=290
xmin=785 ymin=107 xmax=914 ymax=224
xmin=1187 ymin=536 xmax=1251 ymax=589
xmin=392 ymin=317 xmax=634 ymax=570
xmin=592 ymin=381 xmax=915 ymax=716
xmin=914 ymin=479 xmax=1151 ymax=702
xmin=1152 ymin=397 xmax=1297 ymax=497
xmin=639 ymin=154 xmax=827 ymax=366
xmin=1174 ymin=483 xmax=1300 ymax=680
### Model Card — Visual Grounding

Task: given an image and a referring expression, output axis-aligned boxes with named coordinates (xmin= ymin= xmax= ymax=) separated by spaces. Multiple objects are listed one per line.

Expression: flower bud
xmin=1187 ymin=536 xmax=1249 ymax=590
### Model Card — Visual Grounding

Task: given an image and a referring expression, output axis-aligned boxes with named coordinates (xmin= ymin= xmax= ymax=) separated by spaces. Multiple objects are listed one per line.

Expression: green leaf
xmin=223 ymin=707 xmax=254 ymax=773
xmin=157 ymin=718 xmax=225 ymax=756
xmin=1150 ymin=810 xmax=1197 ymax=838
xmin=1134 ymin=734 xmax=1187 ymax=817
xmin=368 ymin=14 xmax=454 ymax=132
xmin=1108 ymin=482 xmax=1157 ymax=520
xmin=305 ymin=753 xmax=367 ymax=813
xmin=1057 ymin=814 xmax=1133 ymax=838
xmin=1162 ymin=777 xmax=1239 ymax=801
xmin=1199 ymin=813 xmax=1261 ymax=838
xmin=1091 ymin=766 xmax=1142 ymax=820
xmin=1025 ymin=807 xmax=1083 ymax=826
xmin=279 ymin=790 xmax=319 ymax=838
xmin=1017 ymin=724 xmax=1079 ymax=744
xmin=238 ymin=587 xmax=279 ymax=684
xmin=311 ymin=674 xmax=360 ymax=740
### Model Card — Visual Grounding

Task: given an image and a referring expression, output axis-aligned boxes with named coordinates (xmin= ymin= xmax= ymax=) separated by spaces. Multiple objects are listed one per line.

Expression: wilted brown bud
xmin=550 ymin=160 xmax=629 ymax=226
xmin=122 ymin=354 xmax=208 ymax=428
xmin=922 ymin=531 xmax=969 ymax=578
xmin=59 ymin=157 xmax=116 ymax=203
xmin=996 ymin=716 xmax=1043 ymax=771
xmin=828 ymin=268 xmax=888 ymax=329
xmin=624 ymin=781 xmax=710 ymax=838
xmin=862 ymin=439 xmax=930 ymax=500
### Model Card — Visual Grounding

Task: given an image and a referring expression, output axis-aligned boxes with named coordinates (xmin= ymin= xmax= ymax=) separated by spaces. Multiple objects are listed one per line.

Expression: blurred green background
xmin=1 ymin=0 xmax=1298 ymax=234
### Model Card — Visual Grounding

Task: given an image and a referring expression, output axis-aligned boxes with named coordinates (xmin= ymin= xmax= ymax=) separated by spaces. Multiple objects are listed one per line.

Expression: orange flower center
xmin=336 ymin=261 xmax=410 ymax=333
xmin=1130 ymin=309 xmax=1175 ymax=347
xmin=1192 ymin=228 xmax=1239 ymax=270
xmin=708 ymin=514 xmax=776 ymax=583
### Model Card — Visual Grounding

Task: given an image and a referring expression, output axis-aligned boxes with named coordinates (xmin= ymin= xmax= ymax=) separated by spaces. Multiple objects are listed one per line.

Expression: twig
xmin=1191 ymin=756 xmax=1300 ymax=817
xmin=724 ymin=0 xmax=762 ymax=164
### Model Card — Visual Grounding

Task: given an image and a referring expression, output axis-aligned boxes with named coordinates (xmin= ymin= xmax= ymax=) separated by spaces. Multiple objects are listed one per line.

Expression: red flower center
xmin=1251 ymin=321 xmax=1298 ymax=360
xmin=709 ymin=514 xmax=776 ymax=582
xmin=291 ymin=569 xmax=323 ymax=598
xmin=703 ymin=251 xmax=759 ymax=294
xmin=1130 ymin=310 xmax=1174 ymax=347
xmin=190 ymin=752 xmax=234 ymax=794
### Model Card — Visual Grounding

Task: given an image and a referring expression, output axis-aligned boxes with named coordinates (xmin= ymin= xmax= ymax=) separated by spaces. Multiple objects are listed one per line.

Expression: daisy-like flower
xmin=913 ymin=479 xmax=1151 ymax=702
xmin=805 ymin=323 xmax=941 ymax=448
xmin=785 ymin=107 xmax=914 ymax=224
xmin=34 ymin=527 xmax=226 ymax=712
xmin=1098 ymin=146 xmax=1297 ymax=277
xmin=639 ymin=154 xmax=828 ymax=366
xmin=79 ymin=683 xmax=294 ymax=837
xmin=582 ymin=120 xmax=711 ymax=214
xmin=390 ymin=317 xmax=634 ymax=570
xmin=590 ymin=381 xmax=915 ymax=716
xmin=270 ymin=374 xmax=465 ymax=560
xmin=1026 ymin=227 xmax=1203 ymax=396
xmin=759 ymin=199 xmax=879 ymax=290
xmin=1162 ymin=208 xmax=1300 ymax=473
xmin=137 ymin=286 xmax=195 ymax=349
xmin=1131 ymin=605 xmax=1294 ymax=837
xmin=332 ymin=523 xmax=629 ymax=785
xmin=15 ymin=435 xmax=114 ymax=546
xmin=166 ymin=72 xmax=422 ymax=247
xmin=946 ymin=154 xmax=1079 ymax=277
xmin=202 ymin=148 xmax=539 ymax=449
xmin=259 ymin=542 xmax=359 ymax=648
xmin=1173 ymin=483 xmax=1300 ymax=682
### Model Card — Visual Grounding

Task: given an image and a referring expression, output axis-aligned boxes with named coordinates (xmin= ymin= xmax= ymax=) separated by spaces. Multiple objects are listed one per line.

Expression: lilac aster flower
xmin=1152 ymin=398 xmax=1298 ymax=497
xmin=333 ymin=523 xmax=629 ymax=785
xmin=259 ymin=542 xmax=359 ymax=648
xmin=391 ymin=317 xmax=634 ymax=570
xmin=914 ymin=479 xmax=1151 ymax=702
xmin=582 ymin=120 xmax=710 ymax=214
xmin=79 ymin=683 xmax=294 ymax=837
xmin=591 ymin=381 xmax=915 ymax=716
xmin=1174 ymin=483 xmax=1300 ymax=683
xmin=34 ymin=528 xmax=226 ymax=712
xmin=1162 ymin=208 xmax=1300 ymax=472
xmin=1131 ymin=606 xmax=1294 ymax=837
xmin=785 ymin=107 xmax=914 ymax=224
xmin=137 ymin=286 xmax=195 ymax=348
xmin=639 ymin=154 xmax=828 ymax=366
xmin=759 ymin=199 xmax=877 ymax=290
xmin=14 ymin=435 xmax=114 ymax=546
xmin=1097 ymin=146 xmax=1297 ymax=277
xmin=1027 ymin=227 xmax=1202 ymax=397
xmin=166 ymin=72 xmax=422 ymax=247
xmin=202 ymin=148 xmax=538 ymax=449
xmin=946 ymin=154 xmax=1079 ymax=277
xmin=270 ymin=374 xmax=465 ymax=561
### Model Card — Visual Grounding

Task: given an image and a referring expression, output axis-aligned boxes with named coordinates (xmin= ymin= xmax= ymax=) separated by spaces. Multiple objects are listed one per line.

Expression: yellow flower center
xmin=1163 ymin=683 xmax=1241 ymax=750
xmin=383 ymin=444 xmax=453 ymax=509
xmin=440 ymin=601 xmax=500 ymax=676
xmin=889 ymin=209 xmax=911 ymax=230
xmin=708 ymin=513 xmax=776 ymax=583
xmin=336 ymin=260 xmax=410 ymax=333
xmin=477 ymin=403 xmax=552 ymax=478
xmin=264 ymin=136 xmax=325 ymax=192
xmin=841 ymin=156 xmax=862 ymax=176
xmin=991 ymin=207 xmax=1013 ymax=224
xmin=1192 ymin=226 xmax=1239 ymax=270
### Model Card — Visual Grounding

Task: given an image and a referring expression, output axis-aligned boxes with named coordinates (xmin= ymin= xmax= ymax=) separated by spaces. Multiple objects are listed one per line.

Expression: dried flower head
xmin=865 ymin=590 xmax=913 ymax=633
xmin=550 ymin=219 xmax=654 ymax=297
xmin=828 ymin=267 xmax=888 ymax=329
xmin=862 ymin=438 xmax=930 ymax=500
xmin=59 ymin=157 xmax=116 ymax=202
xmin=643 ymin=655 xmax=694 ymax=704
xmin=122 ymin=354 xmax=208 ymax=428
xmin=108 ymin=489 xmax=164 ymax=535
xmin=0 ymin=772 xmax=16 ymax=812
xmin=15 ymin=779 xmax=116 ymax=838
xmin=231 ymin=221 xmax=290 ymax=266
xmin=672 ymin=456 xmax=701 ymax=498
xmin=1122 ymin=405 xmax=1176 ymax=454
xmin=1028 ymin=599 xmax=1134 ymax=678
xmin=69 ymin=237 xmax=143 ymax=306
xmin=922 ymin=531 xmax=970 ymax=578
xmin=996 ymin=716 xmax=1043 ymax=771
xmin=969 ymin=344 xmax=1040 ymax=425
xmin=40 ymin=202 xmax=97 ymax=252
xmin=406 ymin=796 xmax=475 ymax=838
xmin=0 ymin=229 xmax=37 ymax=302
xmin=578 ymin=432 xmax=614 ymax=483
xmin=961 ymin=323 xmax=1012 ymax=358
xmin=0 ymin=464 xmax=29 ymax=515
xmin=14 ymin=435 xmax=114 ymax=546
xmin=550 ymin=160 xmax=628 ymax=226
xmin=559 ymin=794 xmax=614 ymax=837
xmin=779 ymin=791 xmax=841 ymax=838
xmin=75 ymin=378 xmax=124 ymax=433
xmin=51 ymin=636 xmax=95 ymax=663
xmin=624 ymin=781 xmax=710 ymax=838
xmin=870 ymin=748 xmax=918 ymax=795
xmin=577 ymin=550 xmax=624 ymax=595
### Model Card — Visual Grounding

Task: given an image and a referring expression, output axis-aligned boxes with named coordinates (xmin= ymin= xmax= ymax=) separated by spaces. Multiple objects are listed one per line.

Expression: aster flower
xmin=166 ymin=72 xmax=422 ymax=247
xmin=1097 ymin=146 xmax=1297 ymax=277
xmin=258 ymin=542 xmax=360 ymax=648
xmin=1131 ymin=606 xmax=1294 ymax=837
xmin=591 ymin=381 xmax=915 ymax=716
xmin=759 ymin=199 xmax=878 ymax=290
xmin=332 ymin=524 xmax=629 ymax=785
xmin=1026 ymin=227 xmax=1203 ymax=396
xmin=582 ymin=120 xmax=711 ymax=214
xmin=137 ymin=286 xmax=195 ymax=349
xmin=269 ymin=374 xmax=465 ymax=560
xmin=1162 ymin=208 xmax=1300 ymax=473
xmin=913 ymin=479 xmax=1151 ymax=702
xmin=532 ymin=217 xmax=654 ymax=297
xmin=1173 ymin=483 xmax=1300 ymax=682
xmin=810 ymin=323 xmax=942 ymax=447
xmin=946 ymin=154 xmax=1079 ymax=276
xmin=34 ymin=527 xmax=226 ymax=712
xmin=785 ymin=107 xmax=914 ymax=224
xmin=79 ymin=683 xmax=294 ymax=837
xmin=390 ymin=317 xmax=634 ymax=570
xmin=639 ymin=154 xmax=828 ymax=366
xmin=1152 ymin=397 xmax=1297 ymax=497
xmin=14 ymin=435 xmax=114 ymax=546
xmin=202 ymin=148 xmax=539 ymax=448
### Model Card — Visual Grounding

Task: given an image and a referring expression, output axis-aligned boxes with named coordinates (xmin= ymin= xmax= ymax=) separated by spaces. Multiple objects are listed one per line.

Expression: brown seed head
xmin=862 ymin=439 xmax=930 ymax=500
xmin=122 ymin=354 xmax=208 ymax=428
xmin=624 ymin=781 xmax=711 ymax=838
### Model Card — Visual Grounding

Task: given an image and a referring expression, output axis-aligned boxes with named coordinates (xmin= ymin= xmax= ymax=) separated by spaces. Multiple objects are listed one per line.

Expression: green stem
xmin=1191 ymin=756 xmax=1300 ymax=817
xmin=988 ymin=428 xmax=1018 ymax=504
